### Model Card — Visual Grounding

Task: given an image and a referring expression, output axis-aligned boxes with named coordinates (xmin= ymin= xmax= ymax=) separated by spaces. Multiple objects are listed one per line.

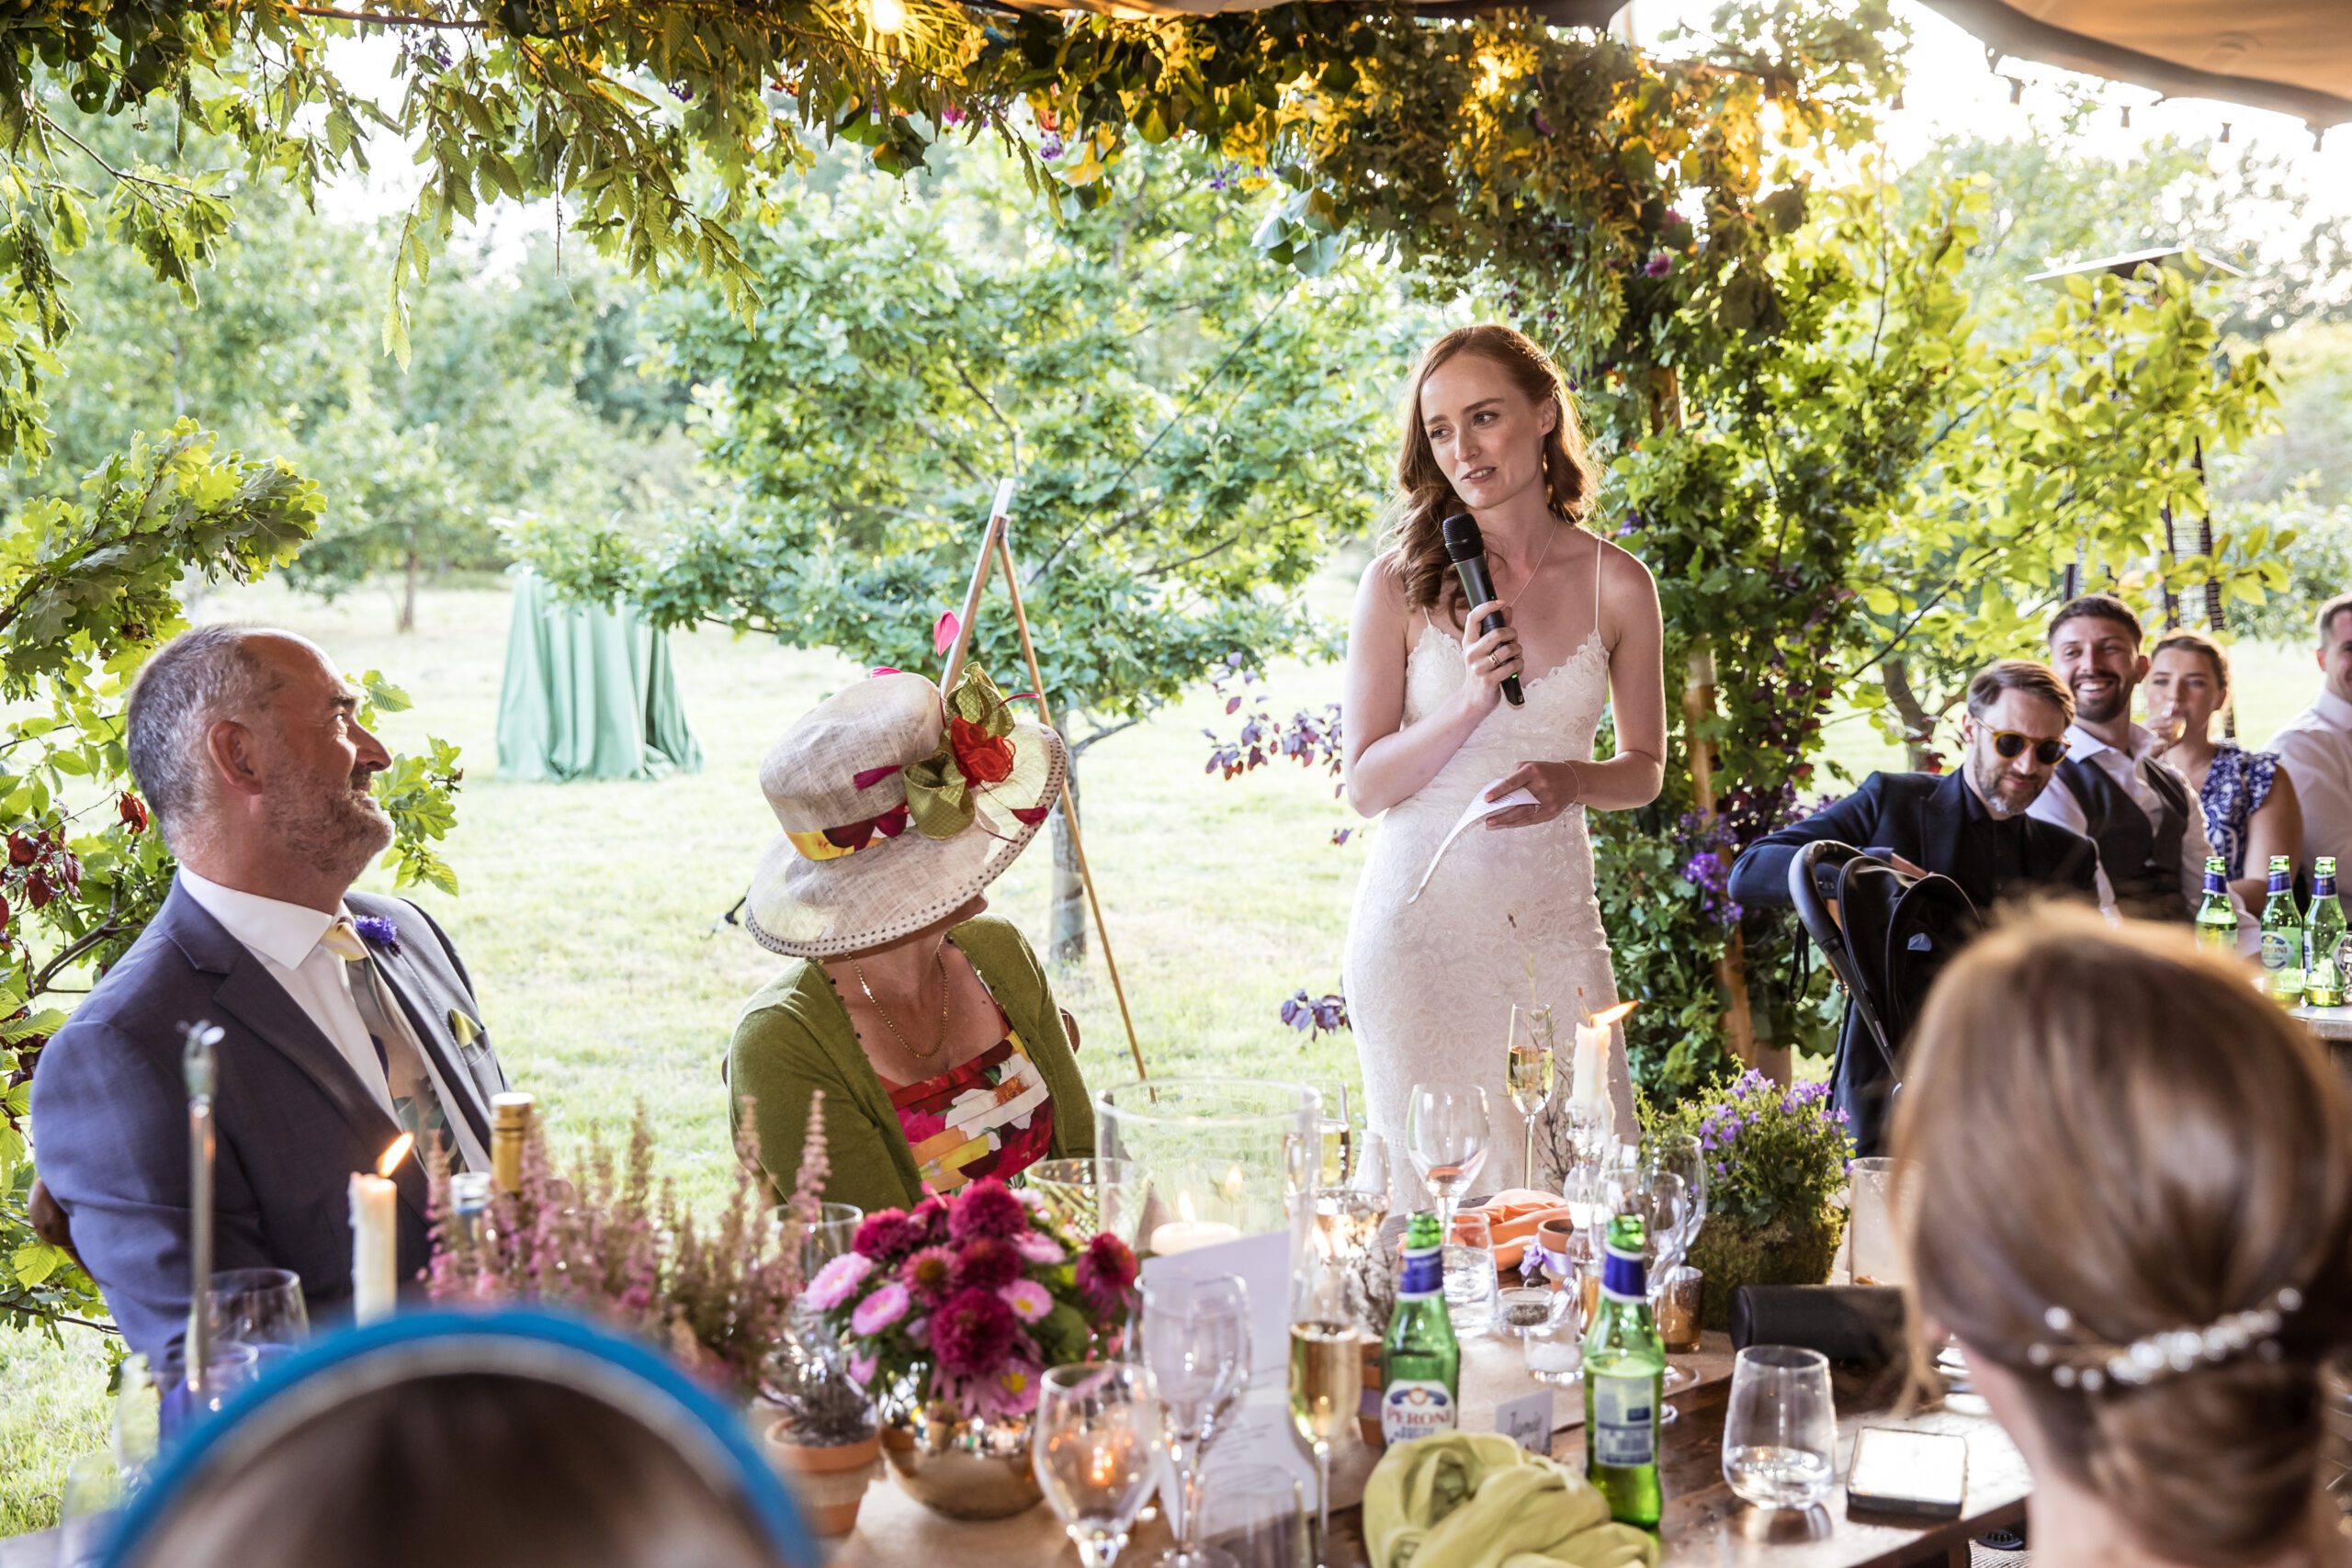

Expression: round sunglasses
xmin=1986 ymin=729 xmax=2068 ymax=767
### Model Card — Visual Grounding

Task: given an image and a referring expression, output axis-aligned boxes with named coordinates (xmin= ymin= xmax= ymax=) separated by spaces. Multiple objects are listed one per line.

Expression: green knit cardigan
xmin=727 ymin=915 xmax=1097 ymax=1215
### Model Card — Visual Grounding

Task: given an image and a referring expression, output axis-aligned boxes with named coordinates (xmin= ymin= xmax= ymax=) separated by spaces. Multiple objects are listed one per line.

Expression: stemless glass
xmin=1406 ymin=1083 xmax=1490 ymax=1231
xmin=1035 ymin=1361 xmax=1164 ymax=1568
xmin=1441 ymin=1212 xmax=1498 ymax=1337
xmin=1204 ymin=1470 xmax=1310 ymax=1568
xmin=1505 ymin=1004 xmax=1556 ymax=1188
xmin=1141 ymin=1273 xmax=1252 ymax=1568
xmin=205 ymin=1268 xmax=309 ymax=1365
xmin=1723 ymin=1345 xmax=1838 ymax=1509
xmin=1029 ymin=1158 xmax=1153 ymax=1248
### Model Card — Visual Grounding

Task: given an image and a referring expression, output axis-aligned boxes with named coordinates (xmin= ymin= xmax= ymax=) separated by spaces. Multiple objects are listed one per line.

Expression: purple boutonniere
xmin=354 ymin=915 xmax=402 ymax=956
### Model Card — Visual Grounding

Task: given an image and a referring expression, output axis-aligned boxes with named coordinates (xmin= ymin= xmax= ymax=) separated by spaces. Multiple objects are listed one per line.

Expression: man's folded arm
xmin=1725 ymin=776 xmax=1888 ymax=911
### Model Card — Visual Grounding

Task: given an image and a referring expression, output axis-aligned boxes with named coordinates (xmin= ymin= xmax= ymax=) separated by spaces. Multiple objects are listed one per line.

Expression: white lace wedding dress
xmin=1341 ymin=581 xmax=1638 ymax=1193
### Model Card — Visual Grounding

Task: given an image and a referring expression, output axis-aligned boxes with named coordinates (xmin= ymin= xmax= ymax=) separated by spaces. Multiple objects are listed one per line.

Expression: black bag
xmin=1789 ymin=842 xmax=1980 ymax=1153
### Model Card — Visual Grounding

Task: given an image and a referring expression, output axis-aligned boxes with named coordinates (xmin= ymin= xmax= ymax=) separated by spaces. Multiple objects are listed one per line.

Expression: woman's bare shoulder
xmin=1592 ymin=532 xmax=1657 ymax=591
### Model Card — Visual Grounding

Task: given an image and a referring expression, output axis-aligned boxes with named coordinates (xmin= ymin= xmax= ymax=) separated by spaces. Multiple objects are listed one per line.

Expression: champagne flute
xmin=1035 ymin=1362 xmax=1164 ymax=1568
xmin=1505 ymin=1005 xmax=1556 ymax=1188
xmin=1406 ymin=1083 xmax=1490 ymax=1233
xmin=1314 ymin=1083 xmax=1354 ymax=1190
xmin=1288 ymin=1259 xmax=1361 ymax=1566
xmin=1141 ymin=1273 xmax=1252 ymax=1568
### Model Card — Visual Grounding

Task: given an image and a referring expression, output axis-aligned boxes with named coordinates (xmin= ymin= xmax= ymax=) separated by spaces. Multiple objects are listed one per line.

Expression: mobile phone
xmin=1846 ymin=1427 xmax=1967 ymax=1519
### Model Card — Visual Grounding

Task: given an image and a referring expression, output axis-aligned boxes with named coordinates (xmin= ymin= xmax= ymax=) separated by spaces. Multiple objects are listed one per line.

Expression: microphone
xmin=1441 ymin=513 xmax=1523 ymax=707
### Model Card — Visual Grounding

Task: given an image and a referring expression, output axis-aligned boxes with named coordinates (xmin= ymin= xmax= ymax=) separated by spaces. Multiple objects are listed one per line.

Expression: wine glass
xmin=1613 ymin=1168 xmax=1693 ymax=1416
xmin=205 ymin=1268 xmax=309 ymax=1367
xmin=1346 ymin=1129 xmax=1394 ymax=1209
xmin=1312 ymin=1083 xmax=1355 ymax=1190
xmin=1140 ymin=1273 xmax=1252 ymax=1568
xmin=1035 ymin=1361 xmax=1164 ymax=1568
xmin=1288 ymin=1256 xmax=1361 ymax=1565
xmin=1406 ymin=1083 xmax=1489 ymax=1232
xmin=1645 ymin=1133 xmax=1709 ymax=1246
xmin=1505 ymin=1005 xmax=1556 ymax=1189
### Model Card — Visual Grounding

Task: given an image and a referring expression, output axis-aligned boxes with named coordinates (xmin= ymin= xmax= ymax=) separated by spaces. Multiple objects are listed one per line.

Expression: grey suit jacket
xmin=29 ymin=875 xmax=505 ymax=1371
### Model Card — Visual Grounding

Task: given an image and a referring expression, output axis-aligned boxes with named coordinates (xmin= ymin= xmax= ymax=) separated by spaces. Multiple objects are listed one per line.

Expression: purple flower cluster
xmin=1645 ymin=252 xmax=1674 ymax=278
xmin=354 ymin=914 xmax=402 ymax=955
xmin=1203 ymin=658 xmax=1344 ymax=785
xmin=1280 ymin=988 xmax=1351 ymax=1040
xmin=1674 ymin=812 xmax=1743 ymax=928
xmin=1040 ymin=132 xmax=1065 ymax=161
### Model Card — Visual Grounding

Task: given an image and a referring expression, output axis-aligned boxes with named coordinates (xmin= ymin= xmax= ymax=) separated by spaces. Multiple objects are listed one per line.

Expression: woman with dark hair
xmin=2146 ymin=627 xmax=2302 ymax=908
xmin=1894 ymin=906 xmax=2352 ymax=1568
xmin=1340 ymin=325 xmax=1665 ymax=1185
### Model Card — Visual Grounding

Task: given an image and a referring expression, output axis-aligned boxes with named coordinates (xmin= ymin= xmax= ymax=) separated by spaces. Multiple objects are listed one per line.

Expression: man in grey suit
xmin=31 ymin=626 xmax=507 ymax=1374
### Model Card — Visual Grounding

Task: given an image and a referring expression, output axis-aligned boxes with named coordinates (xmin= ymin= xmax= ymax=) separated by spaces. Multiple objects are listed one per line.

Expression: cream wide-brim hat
xmin=744 ymin=670 xmax=1067 ymax=959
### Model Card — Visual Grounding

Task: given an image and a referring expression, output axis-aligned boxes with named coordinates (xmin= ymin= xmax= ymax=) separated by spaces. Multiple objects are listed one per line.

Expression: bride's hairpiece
xmin=2024 ymin=1287 xmax=2304 ymax=1392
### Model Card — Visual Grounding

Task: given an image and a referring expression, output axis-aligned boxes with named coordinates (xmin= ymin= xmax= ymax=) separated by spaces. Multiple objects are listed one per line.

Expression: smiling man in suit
xmin=32 ymin=626 xmax=505 ymax=1374
xmin=1727 ymin=658 xmax=2105 ymax=1153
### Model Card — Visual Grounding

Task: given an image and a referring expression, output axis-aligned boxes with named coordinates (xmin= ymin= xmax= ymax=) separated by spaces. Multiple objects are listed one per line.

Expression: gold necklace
xmin=854 ymin=944 xmax=952 ymax=1064
xmin=1503 ymin=523 xmax=1560 ymax=608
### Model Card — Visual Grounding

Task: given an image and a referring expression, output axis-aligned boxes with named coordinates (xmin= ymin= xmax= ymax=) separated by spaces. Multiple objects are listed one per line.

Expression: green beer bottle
xmin=2194 ymin=856 xmax=2236 ymax=954
xmin=2258 ymin=854 xmax=2306 ymax=1004
xmin=2307 ymin=858 xmax=2346 ymax=1008
xmin=1380 ymin=1212 xmax=1460 ymax=1445
xmin=1583 ymin=1213 xmax=1664 ymax=1529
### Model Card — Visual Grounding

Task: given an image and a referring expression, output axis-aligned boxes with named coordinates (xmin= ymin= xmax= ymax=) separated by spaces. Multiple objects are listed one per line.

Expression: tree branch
xmin=1071 ymin=712 xmax=1150 ymax=757
xmin=286 ymin=5 xmax=486 ymax=27
xmin=948 ymin=359 xmax=1022 ymax=479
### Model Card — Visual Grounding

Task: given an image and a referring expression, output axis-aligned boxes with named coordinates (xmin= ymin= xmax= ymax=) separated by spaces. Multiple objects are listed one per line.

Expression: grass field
xmin=1 ymin=577 xmax=2330 ymax=1532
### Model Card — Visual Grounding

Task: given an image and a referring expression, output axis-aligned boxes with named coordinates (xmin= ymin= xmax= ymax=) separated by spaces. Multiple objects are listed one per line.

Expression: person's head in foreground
xmin=127 ymin=624 xmax=395 ymax=908
xmin=729 ymin=663 xmax=1097 ymax=1213
xmin=1895 ymin=905 xmax=2352 ymax=1567
xmin=105 ymin=1310 xmax=812 ymax=1568
xmin=1959 ymin=659 xmax=2075 ymax=819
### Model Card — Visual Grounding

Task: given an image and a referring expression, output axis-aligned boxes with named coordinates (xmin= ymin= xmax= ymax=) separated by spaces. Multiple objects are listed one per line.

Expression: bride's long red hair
xmin=1378 ymin=325 xmax=1598 ymax=617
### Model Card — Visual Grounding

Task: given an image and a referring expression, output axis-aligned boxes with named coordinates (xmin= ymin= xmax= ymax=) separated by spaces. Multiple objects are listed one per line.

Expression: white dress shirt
xmin=177 ymin=872 xmax=485 ymax=1173
xmin=2267 ymin=688 xmax=2352 ymax=872
xmin=2027 ymin=721 xmax=2251 ymax=942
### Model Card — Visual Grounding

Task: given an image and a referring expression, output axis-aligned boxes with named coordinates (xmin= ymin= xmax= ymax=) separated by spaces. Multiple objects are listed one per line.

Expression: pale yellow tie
xmin=322 ymin=917 xmax=463 ymax=1168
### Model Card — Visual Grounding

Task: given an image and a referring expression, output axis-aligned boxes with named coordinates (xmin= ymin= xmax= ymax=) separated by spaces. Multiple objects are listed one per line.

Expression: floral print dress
xmin=2199 ymin=742 xmax=2282 ymax=881
xmin=878 ymin=1009 xmax=1057 ymax=1194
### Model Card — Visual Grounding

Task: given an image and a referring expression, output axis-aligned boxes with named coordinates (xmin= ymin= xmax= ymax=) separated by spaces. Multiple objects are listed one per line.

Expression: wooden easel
xmin=941 ymin=479 xmax=1149 ymax=1083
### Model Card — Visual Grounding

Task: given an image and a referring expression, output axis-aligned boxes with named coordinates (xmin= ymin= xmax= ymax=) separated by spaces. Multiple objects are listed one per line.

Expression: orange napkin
xmin=1460 ymin=1189 xmax=1575 ymax=1272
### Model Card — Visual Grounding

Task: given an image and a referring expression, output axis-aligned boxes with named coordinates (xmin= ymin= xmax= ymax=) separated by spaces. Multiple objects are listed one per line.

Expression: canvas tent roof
xmin=1917 ymin=1 xmax=2352 ymax=128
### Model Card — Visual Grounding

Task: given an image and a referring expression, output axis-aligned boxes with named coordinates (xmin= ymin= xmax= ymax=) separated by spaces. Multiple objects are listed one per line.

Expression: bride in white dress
xmin=1340 ymin=325 xmax=1666 ymax=1190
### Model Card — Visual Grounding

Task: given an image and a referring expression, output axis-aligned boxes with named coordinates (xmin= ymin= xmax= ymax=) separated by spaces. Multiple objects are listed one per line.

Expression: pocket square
xmin=448 ymin=1009 xmax=481 ymax=1046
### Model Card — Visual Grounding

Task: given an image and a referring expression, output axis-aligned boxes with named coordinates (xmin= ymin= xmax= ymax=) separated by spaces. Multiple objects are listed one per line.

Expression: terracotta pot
xmin=763 ymin=1424 xmax=882 ymax=1538
xmin=882 ymin=1404 xmax=1043 ymax=1520
xmin=1357 ymin=1337 xmax=1385 ymax=1449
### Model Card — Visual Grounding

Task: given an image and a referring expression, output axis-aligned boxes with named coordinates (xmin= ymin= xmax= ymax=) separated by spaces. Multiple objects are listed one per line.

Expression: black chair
xmin=1788 ymin=841 xmax=1980 ymax=1155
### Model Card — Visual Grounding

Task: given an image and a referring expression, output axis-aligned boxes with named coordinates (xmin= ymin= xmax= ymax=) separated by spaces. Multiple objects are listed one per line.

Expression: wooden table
xmin=835 ymin=1336 xmax=2028 ymax=1568
xmin=2295 ymin=1004 xmax=2352 ymax=1044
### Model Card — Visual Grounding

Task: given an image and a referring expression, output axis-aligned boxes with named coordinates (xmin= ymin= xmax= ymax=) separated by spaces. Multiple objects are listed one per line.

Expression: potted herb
xmin=762 ymin=1354 xmax=882 ymax=1538
xmin=1647 ymin=1071 xmax=1852 ymax=1330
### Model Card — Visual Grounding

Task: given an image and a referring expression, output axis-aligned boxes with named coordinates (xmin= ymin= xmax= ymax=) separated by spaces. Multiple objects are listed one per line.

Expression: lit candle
xmin=1571 ymin=1001 xmax=1637 ymax=1127
xmin=1148 ymin=1191 xmax=1240 ymax=1257
xmin=350 ymin=1134 xmax=411 ymax=1325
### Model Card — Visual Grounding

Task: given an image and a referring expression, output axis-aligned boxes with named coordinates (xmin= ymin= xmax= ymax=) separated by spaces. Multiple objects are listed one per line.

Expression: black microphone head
xmin=1440 ymin=512 xmax=1484 ymax=563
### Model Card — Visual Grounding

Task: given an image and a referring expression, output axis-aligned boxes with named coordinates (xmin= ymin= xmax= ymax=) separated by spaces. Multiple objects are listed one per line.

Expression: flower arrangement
xmin=424 ymin=1094 xmax=828 ymax=1400
xmin=1647 ymin=1069 xmax=1853 ymax=1329
xmin=806 ymin=1177 xmax=1139 ymax=1425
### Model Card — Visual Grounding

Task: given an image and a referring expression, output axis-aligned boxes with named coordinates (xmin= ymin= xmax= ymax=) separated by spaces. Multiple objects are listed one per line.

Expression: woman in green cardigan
xmin=728 ymin=664 xmax=1095 ymax=1215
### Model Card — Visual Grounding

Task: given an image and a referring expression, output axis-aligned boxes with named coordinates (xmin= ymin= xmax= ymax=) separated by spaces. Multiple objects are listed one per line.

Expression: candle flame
xmin=1177 ymin=1191 xmax=1196 ymax=1223
xmin=379 ymin=1133 xmax=415 ymax=1177
xmin=1591 ymin=1001 xmax=1637 ymax=1028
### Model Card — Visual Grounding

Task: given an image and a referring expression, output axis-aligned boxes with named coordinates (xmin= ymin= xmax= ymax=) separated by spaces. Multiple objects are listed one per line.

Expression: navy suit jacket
xmin=1727 ymin=771 xmax=2098 ymax=1154
xmin=30 ymin=877 xmax=505 ymax=1371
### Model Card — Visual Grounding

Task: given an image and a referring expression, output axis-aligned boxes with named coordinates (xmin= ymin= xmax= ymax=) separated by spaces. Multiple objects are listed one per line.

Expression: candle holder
xmin=1095 ymin=1078 xmax=1317 ymax=1256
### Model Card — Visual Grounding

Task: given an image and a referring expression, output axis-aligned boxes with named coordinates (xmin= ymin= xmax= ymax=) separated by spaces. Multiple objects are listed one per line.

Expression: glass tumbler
xmin=1722 ymin=1345 xmax=1838 ymax=1509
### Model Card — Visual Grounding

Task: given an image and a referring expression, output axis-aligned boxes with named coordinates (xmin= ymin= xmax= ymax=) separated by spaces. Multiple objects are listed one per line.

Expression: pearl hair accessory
xmin=2022 ymin=1287 xmax=2305 ymax=1393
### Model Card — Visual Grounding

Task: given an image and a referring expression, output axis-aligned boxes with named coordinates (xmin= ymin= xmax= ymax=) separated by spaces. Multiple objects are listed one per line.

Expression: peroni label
xmin=1590 ymin=1374 xmax=1657 ymax=1468
xmin=2260 ymin=931 xmax=2299 ymax=971
xmin=1381 ymin=1380 xmax=1457 ymax=1445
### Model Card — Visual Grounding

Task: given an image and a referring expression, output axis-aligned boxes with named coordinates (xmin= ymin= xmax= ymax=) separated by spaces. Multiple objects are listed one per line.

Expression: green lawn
xmin=2 ymin=577 xmax=2331 ymax=1533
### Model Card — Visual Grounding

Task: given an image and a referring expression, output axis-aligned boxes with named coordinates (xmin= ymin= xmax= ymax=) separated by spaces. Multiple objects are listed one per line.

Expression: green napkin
xmin=1363 ymin=1432 xmax=1660 ymax=1568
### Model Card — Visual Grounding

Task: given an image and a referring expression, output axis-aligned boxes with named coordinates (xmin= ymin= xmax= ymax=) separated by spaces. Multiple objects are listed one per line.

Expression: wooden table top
xmin=2294 ymin=1005 xmax=2352 ymax=1043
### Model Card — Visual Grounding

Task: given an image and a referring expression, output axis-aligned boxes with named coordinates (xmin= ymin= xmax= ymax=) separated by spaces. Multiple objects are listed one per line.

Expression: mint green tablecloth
xmin=494 ymin=569 xmax=703 ymax=783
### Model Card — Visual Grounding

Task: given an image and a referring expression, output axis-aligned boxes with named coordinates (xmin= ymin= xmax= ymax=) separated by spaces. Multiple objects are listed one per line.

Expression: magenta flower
xmin=804 ymin=1252 xmax=875 ymax=1311
xmin=854 ymin=1209 xmax=921 ymax=1261
xmin=933 ymin=1288 xmax=1017 ymax=1380
xmin=910 ymin=1195 xmax=949 ymax=1243
xmin=902 ymin=1244 xmax=958 ymax=1303
xmin=1645 ymin=252 xmax=1673 ymax=278
xmin=849 ymin=1349 xmax=877 ymax=1385
xmin=955 ymin=1236 xmax=1023 ymax=1292
xmin=947 ymin=1179 xmax=1028 ymax=1243
xmin=963 ymin=1347 xmax=1043 ymax=1420
xmin=1012 ymin=1228 xmax=1065 ymax=1266
xmin=852 ymin=1280 xmax=911 ymax=1335
xmin=1074 ymin=1234 xmax=1138 ymax=1308
xmin=1001 ymin=1279 xmax=1052 ymax=1322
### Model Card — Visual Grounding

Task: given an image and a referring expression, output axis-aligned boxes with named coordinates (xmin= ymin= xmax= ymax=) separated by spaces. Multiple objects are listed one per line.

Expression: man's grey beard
xmin=1968 ymin=755 xmax=2034 ymax=819
xmin=265 ymin=780 xmax=393 ymax=889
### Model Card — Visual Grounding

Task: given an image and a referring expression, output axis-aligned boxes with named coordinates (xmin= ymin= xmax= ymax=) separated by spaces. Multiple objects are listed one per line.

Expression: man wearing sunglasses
xmin=2031 ymin=594 xmax=2245 ymax=933
xmin=1729 ymin=659 xmax=2104 ymax=1151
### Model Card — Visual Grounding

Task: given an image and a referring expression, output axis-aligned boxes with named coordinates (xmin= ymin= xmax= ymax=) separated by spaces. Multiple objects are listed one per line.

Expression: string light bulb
xmin=2219 ymin=120 xmax=2232 ymax=143
xmin=2120 ymin=105 xmax=2131 ymax=129
xmin=2007 ymin=75 xmax=2025 ymax=105
xmin=868 ymin=0 xmax=906 ymax=34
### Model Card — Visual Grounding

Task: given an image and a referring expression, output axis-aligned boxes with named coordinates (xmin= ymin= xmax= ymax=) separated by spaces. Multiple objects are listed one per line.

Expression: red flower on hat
xmin=948 ymin=716 xmax=1014 ymax=785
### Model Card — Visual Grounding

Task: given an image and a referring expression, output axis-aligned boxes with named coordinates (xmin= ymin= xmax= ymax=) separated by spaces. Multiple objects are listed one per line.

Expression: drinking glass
xmin=1140 ymin=1273 xmax=1252 ymax=1568
xmin=1522 ymin=1286 xmax=1585 ymax=1387
xmin=1312 ymin=1084 xmax=1355 ymax=1190
xmin=55 ymin=1452 xmax=123 ymax=1568
xmin=205 ymin=1267 xmax=309 ymax=1365
xmin=1645 ymin=1133 xmax=1709 ymax=1246
xmin=1035 ymin=1361 xmax=1164 ymax=1568
xmin=1442 ymin=1211 xmax=1498 ymax=1337
xmin=1029 ymin=1158 xmax=1152 ymax=1248
xmin=1847 ymin=1157 xmax=1907 ymax=1287
xmin=776 ymin=1201 xmax=863 ymax=1371
xmin=1204 ymin=1470 xmax=1309 ymax=1568
xmin=1722 ymin=1345 xmax=1838 ymax=1509
xmin=1406 ymin=1083 xmax=1489 ymax=1231
xmin=1286 ymin=1315 xmax=1358 ymax=1562
xmin=1346 ymin=1130 xmax=1395 ymax=1209
xmin=1505 ymin=1004 xmax=1556 ymax=1188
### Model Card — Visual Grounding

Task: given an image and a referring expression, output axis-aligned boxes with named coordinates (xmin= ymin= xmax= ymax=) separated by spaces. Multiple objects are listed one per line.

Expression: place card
xmin=1494 ymin=1390 xmax=1554 ymax=1454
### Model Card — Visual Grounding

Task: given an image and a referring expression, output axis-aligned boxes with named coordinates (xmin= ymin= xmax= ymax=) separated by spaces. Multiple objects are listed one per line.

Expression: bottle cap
xmin=2322 ymin=858 xmax=2339 ymax=876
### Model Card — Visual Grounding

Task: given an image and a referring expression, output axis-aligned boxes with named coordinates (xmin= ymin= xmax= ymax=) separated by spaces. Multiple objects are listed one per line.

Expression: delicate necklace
xmin=1502 ymin=524 xmax=1560 ymax=608
xmin=854 ymin=943 xmax=952 ymax=1064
